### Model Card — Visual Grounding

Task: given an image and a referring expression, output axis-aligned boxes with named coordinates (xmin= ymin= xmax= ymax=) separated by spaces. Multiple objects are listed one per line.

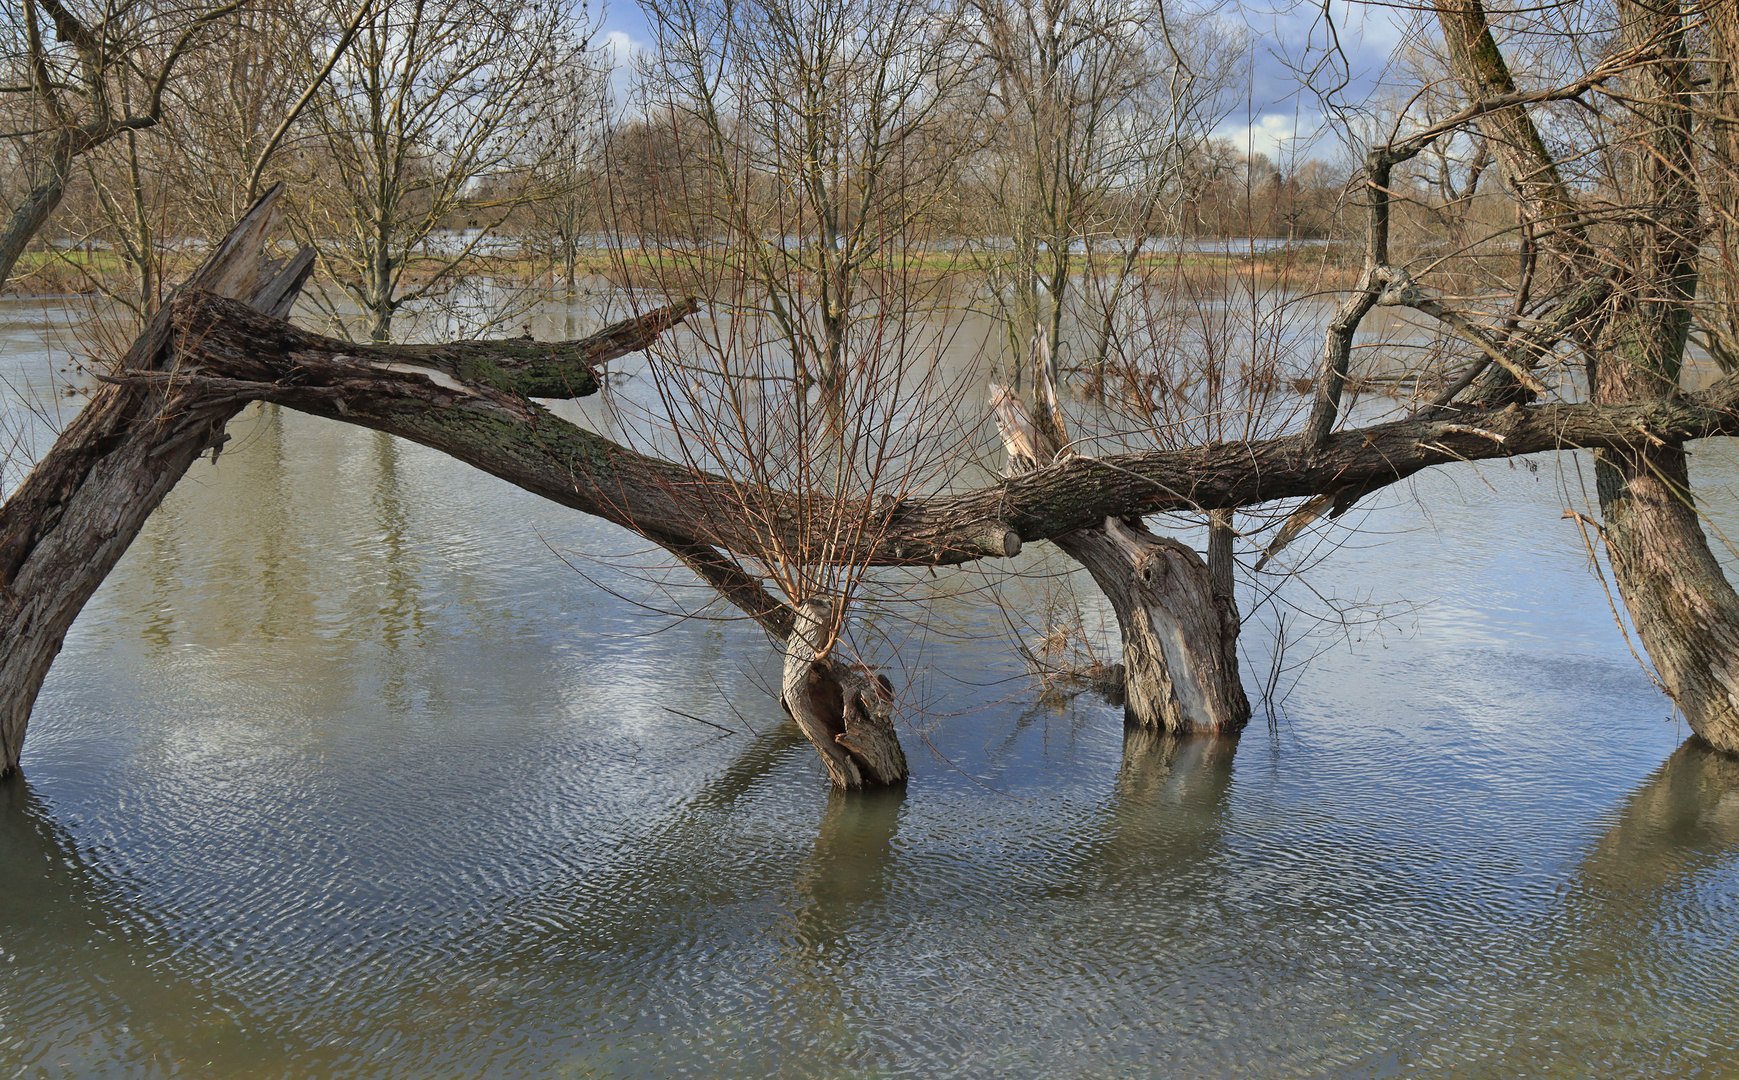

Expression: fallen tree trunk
xmin=0 ymin=195 xmax=710 ymax=780
xmin=153 ymin=289 xmax=1739 ymax=568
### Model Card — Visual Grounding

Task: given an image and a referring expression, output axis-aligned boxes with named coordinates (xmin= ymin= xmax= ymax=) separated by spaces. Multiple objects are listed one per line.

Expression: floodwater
xmin=3 ymin=294 xmax=1739 ymax=1078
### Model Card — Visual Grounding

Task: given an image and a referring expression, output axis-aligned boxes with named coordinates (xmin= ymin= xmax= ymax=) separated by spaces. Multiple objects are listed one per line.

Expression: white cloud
xmin=1214 ymin=112 xmax=1319 ymax=162
xmin=601 ymin=30 xmax=640 ymax=66
xmin=600 ymin=30 xmax=645 ymax=108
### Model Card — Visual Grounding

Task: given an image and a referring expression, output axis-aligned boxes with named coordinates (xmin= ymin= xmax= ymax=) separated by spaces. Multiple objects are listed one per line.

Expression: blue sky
xmin=592 ymin=0 xmax=1410 ymax=165
xmin=1222 ymin=0 xmax=1411 ymax=161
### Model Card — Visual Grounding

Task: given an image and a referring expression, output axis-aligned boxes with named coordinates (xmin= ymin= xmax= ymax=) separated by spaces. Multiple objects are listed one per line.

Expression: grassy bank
xmin=3 ymin=240 xmax=1359 ymax=301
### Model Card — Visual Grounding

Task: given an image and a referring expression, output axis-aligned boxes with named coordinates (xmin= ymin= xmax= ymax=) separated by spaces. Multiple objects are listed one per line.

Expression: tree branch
xmin=149 ymin=290 xmax=1739 ymax=571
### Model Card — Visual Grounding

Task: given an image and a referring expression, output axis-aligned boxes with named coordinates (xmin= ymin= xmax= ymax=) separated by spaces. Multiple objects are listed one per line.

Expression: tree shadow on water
xmin=1454 ymin=739 xmax=1739 ymax=1077
xmin=0 ymin=775 xmax=266 ymax=1072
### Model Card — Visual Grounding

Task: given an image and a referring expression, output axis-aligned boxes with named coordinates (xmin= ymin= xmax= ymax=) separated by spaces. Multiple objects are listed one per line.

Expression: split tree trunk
xmin=0 ymin=194 xmax=711 ymax=779
xmin=991 ymin=385 xmax=1249 ymax=734
xmin=0 ymin=185 xmax=311 ymax=778
xmin=1422 ymin=0 xmax=1739 ymax=756
xmin=1053 ymin=519 xmax=1249 ymax=734
xmin=780 ymin=598 xmax=908 ymax=789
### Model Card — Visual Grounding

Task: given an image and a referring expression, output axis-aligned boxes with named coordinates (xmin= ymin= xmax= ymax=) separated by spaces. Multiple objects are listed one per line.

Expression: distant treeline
xmin=0 ymin=0 xmax=1388 ymax=339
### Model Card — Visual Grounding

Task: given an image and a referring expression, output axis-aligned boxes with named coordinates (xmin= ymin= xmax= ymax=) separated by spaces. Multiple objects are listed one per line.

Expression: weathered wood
xmin=779 ymin=598 xmax=907 ymax=789
xmin=0 ymin=185 xmax=306 ymax=778
xmin=1054 ymin=519 xmax=1249 ymax=733
xmin=992 ymin=385 xmax=1249 ymax=734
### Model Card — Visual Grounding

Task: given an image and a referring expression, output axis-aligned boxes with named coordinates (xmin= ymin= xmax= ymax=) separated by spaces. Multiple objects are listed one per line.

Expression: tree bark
xmin=0 ymin=185 xmax=309 ymax=778
xmin=1433 ymin=0 xmax=1587 ymax=250
xmin=780 ymin=598 xmax=908 ymax=789
xmin=1595 ymin=445 xmax=1739 ymax=752
xmin=1054 ymin=519 xmax=1249 ymax=734
xmin=1423 ymin=0 xmax=1739 ymax=754
xmin=1705 ymin=0 xmax=1739 ymax=354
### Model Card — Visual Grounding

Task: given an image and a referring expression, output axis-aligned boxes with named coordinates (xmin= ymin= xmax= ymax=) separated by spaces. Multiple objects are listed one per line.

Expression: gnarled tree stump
xmin=1053 ymin=517 xmax=1249 ymax=734
xmin=780 ymin=599 xmax=908 ymax=789
xmin=992 ymin=385 xmax=1249 ymax=735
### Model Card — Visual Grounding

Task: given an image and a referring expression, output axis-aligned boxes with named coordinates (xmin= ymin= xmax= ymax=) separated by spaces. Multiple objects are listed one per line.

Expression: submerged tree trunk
xmin=1595 ymin=444 xmax=1739 ymax=753
xmin=779 ymin=599 xmax=908 ymax=789
xmin=1053 ymin=519 xmax=1249 ymax=734
xmin=991 ymin=385 xmax=1249 ymax=734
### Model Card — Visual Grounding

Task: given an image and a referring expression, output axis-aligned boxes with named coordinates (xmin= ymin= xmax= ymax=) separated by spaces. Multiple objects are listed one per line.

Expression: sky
xmin=590 ymin=0 xmax=1413 ymax=165
xmin=1217 ymin=0 xmax=1412 ymax=161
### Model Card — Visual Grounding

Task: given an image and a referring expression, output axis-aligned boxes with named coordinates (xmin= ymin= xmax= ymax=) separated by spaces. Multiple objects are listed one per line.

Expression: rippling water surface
xmin=3 ymin=298 xmax=1739 ymax=1078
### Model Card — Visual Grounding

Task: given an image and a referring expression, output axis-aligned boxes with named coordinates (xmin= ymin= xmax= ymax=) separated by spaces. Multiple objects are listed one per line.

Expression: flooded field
xmin=3 ymin=294 xmax=1737 ymax=1078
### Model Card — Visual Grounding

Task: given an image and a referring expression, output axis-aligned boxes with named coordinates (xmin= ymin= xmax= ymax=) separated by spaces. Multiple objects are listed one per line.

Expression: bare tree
xmin=0 ymin=0 xmax=372 ymax=316
xmin=289 ymin=0 xmax=585 ymax=341
xmin=1272 ymin=0 xmax=1739 ymax=753
xmin=0 ymin=0 xmax=248 ymax=288
xmin=633 ymin=0 xmax=980 ymax=401
xmin=523 ymin=43 xmax=610 ymax=299
xmin=963 ymin=0 xmax=1234 ymax=383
